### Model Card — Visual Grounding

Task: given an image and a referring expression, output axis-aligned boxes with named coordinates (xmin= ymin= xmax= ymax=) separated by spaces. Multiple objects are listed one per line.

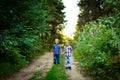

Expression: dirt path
xmin=1 ymin=52 xmax=53 ymax=80
xmin=1 ymin=52 xmax=92 ymax=80
xmin=65 ymin=54 xmax=92 ymax=80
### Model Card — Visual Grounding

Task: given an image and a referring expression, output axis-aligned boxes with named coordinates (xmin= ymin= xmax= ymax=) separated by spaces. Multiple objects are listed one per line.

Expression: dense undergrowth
xmin=74 ymin=16 xmax=120 ymax=80
xmin=74 ymin=0 xmax=120 ymax=80
xmin=0 ymin=0 xmax=65 ymax=77
xmin=0 ymin=29 xmax=48 ymax=76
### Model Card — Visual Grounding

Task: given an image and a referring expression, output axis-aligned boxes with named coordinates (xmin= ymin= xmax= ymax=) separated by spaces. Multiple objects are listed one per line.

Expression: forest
xmin=0 ymin=0 xmax=120 ymax=80
xmin=0 ymin=0 xmax=65 ymax=77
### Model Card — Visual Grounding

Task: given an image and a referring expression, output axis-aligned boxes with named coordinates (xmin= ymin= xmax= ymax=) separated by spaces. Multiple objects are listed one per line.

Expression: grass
xmin=29 ymin=70 xmax=42 ymax=80
xmin=0 ymin=62 xmax=15 ymax=77
xmin=44 ymin=55 xmax=68 ymax=80
xmin=29 ymin=55 xmax=68 ymax=80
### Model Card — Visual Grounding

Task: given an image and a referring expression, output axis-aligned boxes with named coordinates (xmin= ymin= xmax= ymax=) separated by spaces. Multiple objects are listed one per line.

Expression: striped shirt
xmin=64 ymin=45 xmax=72 ymax=56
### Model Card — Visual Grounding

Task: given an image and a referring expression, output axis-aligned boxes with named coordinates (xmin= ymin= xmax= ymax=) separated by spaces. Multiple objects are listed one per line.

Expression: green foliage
xmin=75 ymin=0 xmax=120 ymax=80
xmin=29 ymin=70 xmax=42 ymax=80
xmin=74 ymin=18 xmax=120 ymax=80
xmin=77 ymin=0 xmax=103 ymax=26
xmin=0 ymin=63 xmax=15 ymax=76
xmin=76 ymin=0 xmax=120 ymax=30
xmin=0 ymin=0 xmax=65 ymax=77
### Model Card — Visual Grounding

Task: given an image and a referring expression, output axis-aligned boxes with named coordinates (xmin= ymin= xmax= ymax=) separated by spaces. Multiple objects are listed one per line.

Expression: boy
xmin=51 ymin=39 xmax=62 ymax=64
xmin=64 ymin=41 xmax=72 ymax=70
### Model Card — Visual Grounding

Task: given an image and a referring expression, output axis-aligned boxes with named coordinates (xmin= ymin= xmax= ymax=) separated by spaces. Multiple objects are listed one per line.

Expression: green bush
xmin=74 ymin=18 xmax=120 ymax=80
xmin=0 ymin=0 xmax=65 ymax=77
xmin=0 ymin=63 xmax=15 ymax=77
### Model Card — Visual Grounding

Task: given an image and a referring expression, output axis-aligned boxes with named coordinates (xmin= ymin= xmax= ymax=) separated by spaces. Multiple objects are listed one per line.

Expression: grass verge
xmin=44 ymin=55 xmax=68 ymax=80
xmin=0 ymin=49 xmax=47 ymax=78
xmin=29 ymin=70 xmax=42 ymax=80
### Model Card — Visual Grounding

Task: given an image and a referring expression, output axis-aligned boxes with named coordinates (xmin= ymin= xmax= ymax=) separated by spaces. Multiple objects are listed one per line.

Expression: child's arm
xmin=60 ymin=48 xmax=63 ymax=54
xmin=61 ymin=46 xmax=65 ymax=55
xmin=71 ymin=46 xmax=73 ymax=54
xmin=50 ymin=47 xmax=53 ymax=53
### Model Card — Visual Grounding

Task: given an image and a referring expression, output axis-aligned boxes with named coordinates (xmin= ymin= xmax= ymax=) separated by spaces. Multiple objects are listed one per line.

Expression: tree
xmin=77 ymin=0 xmax=103 ymax=26
xmin=0 ymin=0 xmax=65 ymax=76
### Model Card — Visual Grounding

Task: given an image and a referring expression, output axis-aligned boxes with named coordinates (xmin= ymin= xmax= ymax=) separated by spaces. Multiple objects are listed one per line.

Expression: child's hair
xmin=65 ymin=40 xmax=69 ymax=43
xmin=65 ymin=40 xmax=70 ymax=46
xmin=55 ymin=38 xmax=59 ymax=41
xmin=55 ymin=38 xmax=59 ymax=43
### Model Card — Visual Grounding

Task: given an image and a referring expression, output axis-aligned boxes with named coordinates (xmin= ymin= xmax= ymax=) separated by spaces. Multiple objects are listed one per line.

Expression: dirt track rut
xmin=1 ymin=52 xmax=53 ymax=80
xmin=65 ymin=54 xmax=92 ymax=80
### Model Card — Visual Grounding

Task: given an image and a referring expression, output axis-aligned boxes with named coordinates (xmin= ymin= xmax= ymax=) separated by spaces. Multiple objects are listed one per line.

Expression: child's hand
xmin=61 ymin=52 xmax=64 ymax=55
xmin=50 ymin=51 xmax=52 ymax=54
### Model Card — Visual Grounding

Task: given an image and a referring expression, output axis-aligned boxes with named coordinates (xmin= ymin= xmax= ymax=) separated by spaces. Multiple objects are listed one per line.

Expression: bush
xmin=0 ymin=0 xmax=65 ymax=77
xmin=74 ymin=18 xmax=120 ymax=80
xmin=0 ymin=63 xmax=15 ymax=77
xmin=0 ymin=27 xmax=47 ymax=77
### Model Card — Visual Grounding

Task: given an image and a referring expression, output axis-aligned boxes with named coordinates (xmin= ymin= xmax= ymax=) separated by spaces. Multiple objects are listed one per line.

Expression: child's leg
xmin=68 ymin=56 xmax=71 ymax=67
xmin=56 ymin=54 xmax=60 ymax=64
xmin=65 ymin=56 xmax=69 ymax=68
xmin=54 ymin=54 xmax=57 ymax=64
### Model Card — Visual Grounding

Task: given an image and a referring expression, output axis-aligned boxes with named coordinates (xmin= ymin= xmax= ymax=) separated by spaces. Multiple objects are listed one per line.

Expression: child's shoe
xmin=69 ymin=67 xmax=71 ymax=70
xmin=66 ymin=67 xmax=68 ymax=69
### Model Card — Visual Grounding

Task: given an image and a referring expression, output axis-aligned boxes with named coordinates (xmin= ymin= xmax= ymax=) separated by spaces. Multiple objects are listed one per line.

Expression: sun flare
xmin=62 ymin=0 xmax=79 ymax=38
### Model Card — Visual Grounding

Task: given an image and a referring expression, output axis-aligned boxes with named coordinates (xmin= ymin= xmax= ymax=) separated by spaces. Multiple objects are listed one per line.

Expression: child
xmin=64 ymin=41 xmax=72 ymax=70
xmin=51 ymin=38 xmax=62 ymax=64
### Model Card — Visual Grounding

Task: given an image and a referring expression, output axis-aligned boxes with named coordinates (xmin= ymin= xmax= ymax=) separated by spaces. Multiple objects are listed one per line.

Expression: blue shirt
xmin=53 ymin=44 xmax=61 ymax=54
